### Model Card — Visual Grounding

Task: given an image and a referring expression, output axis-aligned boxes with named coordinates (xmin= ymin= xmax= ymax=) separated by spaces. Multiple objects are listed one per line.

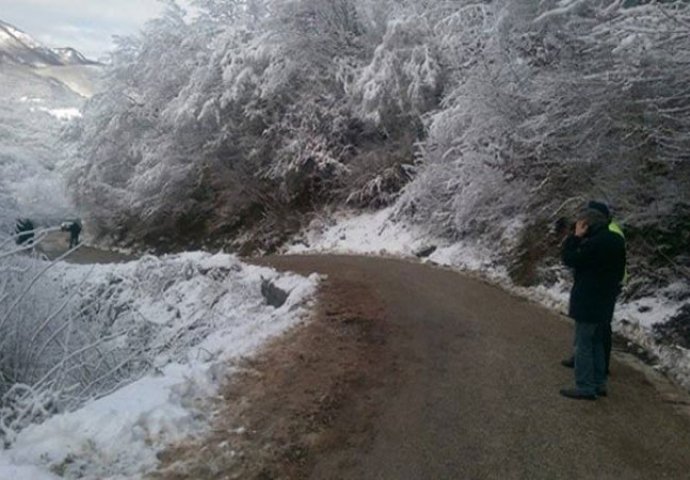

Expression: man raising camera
xmin=559 ymin=205 xmax=626 ymax=400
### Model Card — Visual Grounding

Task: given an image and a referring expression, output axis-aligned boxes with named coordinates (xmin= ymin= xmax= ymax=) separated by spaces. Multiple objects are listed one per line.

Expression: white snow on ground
xmin=26 ymin=106 xmax=82 ymax=121
xmin=19 ymin=96 xmax=44 ymax=104
xmin=288 ymin=207 xmax=507 ymax=277
xmin=0 ymin=252 xmax=318 ymax=479
xmin=287 ymin=208 xmax=690 ymax=391
xmin=289 ymin=208 xmax=423 ymax=257
xmin=36 ymin=107 xmax=82 ymax=121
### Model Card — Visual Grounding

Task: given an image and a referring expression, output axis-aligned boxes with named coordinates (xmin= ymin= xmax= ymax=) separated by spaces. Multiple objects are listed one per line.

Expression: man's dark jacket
xmin=562 ymin=225 xmax=626 ymax=323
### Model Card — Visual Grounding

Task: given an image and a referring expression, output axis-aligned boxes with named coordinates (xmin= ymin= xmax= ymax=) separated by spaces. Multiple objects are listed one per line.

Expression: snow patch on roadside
xmin=31 ymin=106 xmax=82 ymax=121
xmin=287 ymin=207 xmax=506 ymax=278
xmin=0 ymin=252 xmax=318 ymax=479
xmin=289 ymin=208 xmax=423 ymax=257
xmin=288 ymin=208 xmax=690 ymax=391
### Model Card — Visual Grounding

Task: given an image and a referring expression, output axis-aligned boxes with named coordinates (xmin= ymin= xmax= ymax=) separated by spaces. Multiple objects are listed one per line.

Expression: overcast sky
xmin=0 ymin=0 xmax=168 ymax=59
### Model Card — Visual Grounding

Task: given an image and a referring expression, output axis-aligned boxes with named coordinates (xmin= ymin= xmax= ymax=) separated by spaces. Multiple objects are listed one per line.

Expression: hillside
xmin=0 ymin=19 xmax=98 ymax=68
xmin=0 ymin=19 xmax=101 ymax=99
xmin=0 ymin=19 xmax=103 ymax=229
xmin=69 ymin=1 xmax=690 ymax=267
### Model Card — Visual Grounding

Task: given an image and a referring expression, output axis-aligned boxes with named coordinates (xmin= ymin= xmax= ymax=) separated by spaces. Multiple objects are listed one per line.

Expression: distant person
xmin=15 ymin=218 xmax=35 ymax=245
xmin=560 ymin=201 xmax=626 ymax=374
xmin=61 ymin=220 xmax=82 ymax=248
xmin=559 ymin=206 xmax=626 ymax=400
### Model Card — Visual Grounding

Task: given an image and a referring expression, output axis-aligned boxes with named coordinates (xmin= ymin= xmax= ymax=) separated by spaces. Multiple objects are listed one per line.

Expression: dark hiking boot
xmin=596 ymin=388 xmax=608 ymax=397
xmin=559 ymin=388 xmax=596 ymax=401
xmin=560 ymin=357 xmax=575 ymax=369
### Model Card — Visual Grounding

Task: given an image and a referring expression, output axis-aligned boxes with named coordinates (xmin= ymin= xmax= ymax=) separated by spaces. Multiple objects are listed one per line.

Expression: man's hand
xmin=575 ymin=220 xmax=588 ymax=238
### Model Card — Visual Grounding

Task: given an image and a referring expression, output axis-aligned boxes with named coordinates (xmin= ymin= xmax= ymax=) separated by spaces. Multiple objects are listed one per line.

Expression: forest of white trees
xmin=70 ymin=0 xmax=690 ymax=282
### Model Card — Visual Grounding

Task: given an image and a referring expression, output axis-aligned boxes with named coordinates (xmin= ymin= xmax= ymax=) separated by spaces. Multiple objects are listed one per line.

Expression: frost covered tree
xmin=69 ymin=0 xmax=690 ymax=276
xmin=396 ymin=0 xmax=690 ymax=287
xmin=66 ymin=2 xmax=209 ymax=245
xmin=69 ymin=0 xmax=447 ymax=249
xmin=401 ymin=1 xmax=690 ymax=231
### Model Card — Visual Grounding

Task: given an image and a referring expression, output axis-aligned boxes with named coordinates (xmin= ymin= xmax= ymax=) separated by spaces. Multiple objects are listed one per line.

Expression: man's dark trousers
xmin=570 ymin=306 xmax=614 ymax=374
xmin=575 ymin=322 xmax=607 ymax=395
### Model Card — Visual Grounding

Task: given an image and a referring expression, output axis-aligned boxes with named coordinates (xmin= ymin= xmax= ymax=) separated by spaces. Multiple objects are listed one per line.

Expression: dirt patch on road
xmin=151 ymin=277 xmax=396 ymax=479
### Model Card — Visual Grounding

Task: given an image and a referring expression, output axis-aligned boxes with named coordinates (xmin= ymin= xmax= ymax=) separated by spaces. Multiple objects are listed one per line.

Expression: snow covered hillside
xmin=0 ymin=20 xmax=98 ymax=68
xmin=0 ymin=249 xmax=317 ymax=479
xmin=69 ymin=0 xmax=690 ymax=273
xmin=0 ymin=19 xmax=102 ymax=230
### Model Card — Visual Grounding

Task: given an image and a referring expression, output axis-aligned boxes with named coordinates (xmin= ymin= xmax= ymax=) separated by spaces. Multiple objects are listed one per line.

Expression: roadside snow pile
xmin=287 ymin=207 xmax=506 ymax=276
xmin=288 ymin=209 xmax=690 ymax=391
xmin=0 ymin=252 xmax=317 ymax=479
xmin=615 ymin=289 xmax=690 ymax=390
xmin=289 ymin=208 xmax=424 ymax=257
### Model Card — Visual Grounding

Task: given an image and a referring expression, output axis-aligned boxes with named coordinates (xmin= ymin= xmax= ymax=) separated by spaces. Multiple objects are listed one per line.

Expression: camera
xmin=554 ymin=216 xmax=575 ymax=237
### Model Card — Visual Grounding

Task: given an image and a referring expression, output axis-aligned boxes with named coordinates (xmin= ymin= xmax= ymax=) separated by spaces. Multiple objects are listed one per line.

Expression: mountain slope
xmin=0 ymin=19 xmax=97 ymax=67
xmin=53 ymin=47 xmax=97 ymax=66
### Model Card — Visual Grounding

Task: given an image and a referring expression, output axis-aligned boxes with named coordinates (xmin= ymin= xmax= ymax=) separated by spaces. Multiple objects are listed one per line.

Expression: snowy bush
xmin=396 ymin=0 xmax=690 ymax=280
xmin=69 ymin=0 xmax=437 ymax=249
xmin=349 ymin=16 xmax=442 ymax=130
xmin=0 ymin=234 xmax=316 ymax=459
xmin=0 ymin=234 xmax=82 ymax=442
xmin=0 ymin=190 xmax=19 ymax=233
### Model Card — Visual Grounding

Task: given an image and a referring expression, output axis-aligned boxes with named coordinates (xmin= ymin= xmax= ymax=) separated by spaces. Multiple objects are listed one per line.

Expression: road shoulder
xmin=150 ymin=274 xmax=396 ymax=479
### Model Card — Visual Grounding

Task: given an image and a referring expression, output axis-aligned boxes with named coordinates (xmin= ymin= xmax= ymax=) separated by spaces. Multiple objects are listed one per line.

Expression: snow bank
xmin=0 ymin=252 xmax=318 ymax=479
xmin=36 ymin=107 xmax=82 ymax=121
xmin=289 ymin=208 xmax=423 ymax=257
xmin=287 ymin=207 xmax=505 ymax=276
xmin=287 ymin=209 xmax=690 ymax=391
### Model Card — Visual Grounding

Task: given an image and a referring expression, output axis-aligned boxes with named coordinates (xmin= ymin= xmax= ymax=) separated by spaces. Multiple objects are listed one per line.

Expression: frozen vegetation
xmin=0 ymin=72 xmax=79 ymax=229
xmin=0 ymin=238 xmax=317 ymax=479
xmin=70 ymin=0 xmax=690 ymax=252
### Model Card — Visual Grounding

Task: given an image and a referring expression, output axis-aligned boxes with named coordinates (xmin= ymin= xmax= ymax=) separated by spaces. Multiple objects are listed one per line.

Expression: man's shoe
xmin=560 ymin=388 xmax=596 ymax=401
xmin=596 ymin=389 xmax=608 ymax=397
xmin=561 ymin=357 xmax=575 ymax=369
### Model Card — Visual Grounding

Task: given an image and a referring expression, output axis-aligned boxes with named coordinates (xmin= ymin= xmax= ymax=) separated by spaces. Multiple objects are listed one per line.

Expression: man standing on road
xmin=69 ymin=220 xmax=82 ymax=248
xmin=15 ymin=218 xmax=35 ymax=245
xmin=560 ymin=207 xmax=626 ymax=400
xmin=62 ymin=220 xmax=82 ymax=248
xmin=561 ymin=201 xmax=626 ymax=374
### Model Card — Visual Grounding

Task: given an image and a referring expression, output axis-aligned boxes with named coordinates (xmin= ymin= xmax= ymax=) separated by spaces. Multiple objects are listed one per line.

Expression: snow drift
xmin=0 ymin=249 xmax=317 ymax=479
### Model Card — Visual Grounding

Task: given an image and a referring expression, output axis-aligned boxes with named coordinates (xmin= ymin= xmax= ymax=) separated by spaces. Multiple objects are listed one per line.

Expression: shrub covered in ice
xmin=0 ymin=238 xmax=316 ymax=477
